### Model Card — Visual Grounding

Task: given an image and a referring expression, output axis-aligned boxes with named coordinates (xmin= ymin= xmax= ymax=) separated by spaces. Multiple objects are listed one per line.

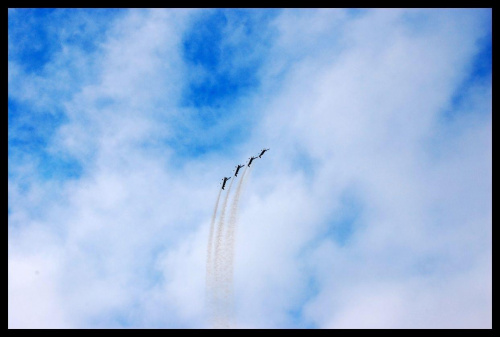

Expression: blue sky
xmin=8 ymin=9 xmax=491 ymax=328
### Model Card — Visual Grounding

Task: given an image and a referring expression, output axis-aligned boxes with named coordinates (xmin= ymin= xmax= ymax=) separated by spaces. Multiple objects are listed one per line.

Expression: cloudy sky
xmin=8 ymin=8 xmax=491 ymax=329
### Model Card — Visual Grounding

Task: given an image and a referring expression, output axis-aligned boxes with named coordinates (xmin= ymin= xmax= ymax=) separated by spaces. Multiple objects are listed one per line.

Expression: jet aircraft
xmin=258 ymin=148 xmax=270 ymax=158
xmin=248 ymin=156 xmax=258 ymax=167
xmin=234 ymin=164 xmax=245 ymax=177
xmin=221 ymin=177 xmax=231 ymax=190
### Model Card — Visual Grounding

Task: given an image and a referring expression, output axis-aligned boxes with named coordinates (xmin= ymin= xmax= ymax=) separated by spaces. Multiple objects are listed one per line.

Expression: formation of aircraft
xmin=220 ymin=148 xmax=269 ymax=189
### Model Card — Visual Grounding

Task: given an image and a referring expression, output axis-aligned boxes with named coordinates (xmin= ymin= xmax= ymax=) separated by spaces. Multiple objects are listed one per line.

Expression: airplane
xmin=258 ymin=148 xmax=270 ymax=158
xmin=234 ymin=164 xmax=245 ymax=177
xmin=247 ymin=156 xmax=258 ymax=167
xmin=221 ymin=177 xmax=231 ymax=190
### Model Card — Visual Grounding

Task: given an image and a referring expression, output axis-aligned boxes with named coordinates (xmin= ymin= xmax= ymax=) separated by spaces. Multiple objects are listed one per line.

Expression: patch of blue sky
xmin=9 ymin=8 xmax=123 ymax=74
xmin=288 ymin=191 xmax=363 ymax=329
xmin=154 ymin=113 xmax=254 ymax=168
xmin=8 ymin=9 xmax=120 ymax=114
xmin=286 ymin=307 xmax=317 ymax=329
xmin=146 ymin=248 xmax=170 ymax=287
xmin=280 ymin=233 xmax=335 ymax=329
xmin=8 ymin=97 xmax=61 ymax=134
xmin=152 ymin=9 xmax=281 ymax=162
xmin=160 ymin=103 xmax=260 ymax=166
xmin=85 ymin=308 xmax=138 ymax=329
xmin=9 ymin=97 xmax=82 ymax=182
xmin=170 ymin=126 xmax=245 ymax=158
xmin=278 ymin=189 xmax=365 ymax=328
xmin=323 ymin=187 xmax=365 ymax=247
xmin=36 ymin=152 xmax=83 ymax=181
xmin=290 ymin=147 xmax=320 ymax=180
xmin=442 ymin=28 xmax=492 ymax=121
xmin=345 ymin=8 xmax=370 ymax=18
xmin=181 ymin=9 xmax=279 ymax=110
xmin=8 ymin=9 xmax=58 ymax=74
xmin=8 ymin=9 xmax=125 ymax=183
xmin=415 ymin=10 xmax=491 ymax=163
xmin=9 ymin=100 xmax=53 ymax=155
xmin=399 ymin=9 xmax=492 ymax=122
xmin=284 ymin=273 xmax=320 ymax=329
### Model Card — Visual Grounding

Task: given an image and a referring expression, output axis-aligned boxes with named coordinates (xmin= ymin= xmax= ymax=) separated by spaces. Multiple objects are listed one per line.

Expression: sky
xmin=8 ymin=8 xmax=492 ymax=329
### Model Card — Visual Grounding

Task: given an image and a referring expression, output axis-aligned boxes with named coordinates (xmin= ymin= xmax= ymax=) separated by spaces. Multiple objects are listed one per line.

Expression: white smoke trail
xmin=212 ymin=177 xmax=234 ymax=328
xmin=206 ymin=187 xmax=222 ymax=321
xmin=214 ymin=178 xmax=234 ymax=277
xmin=209 ymin=162 xmax=255 ymax=328
xmin=222 ymin=165 xmax=250 ymax=326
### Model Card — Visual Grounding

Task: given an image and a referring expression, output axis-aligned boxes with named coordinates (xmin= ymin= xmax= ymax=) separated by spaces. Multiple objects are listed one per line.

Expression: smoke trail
xmin=212 ymin=178 xmax=234 ymax=328
xmin=227 ymin=169 xmax=250 ymax=278
xmin=222 ymin=165 xmax=250 ymax=326
xmin=206 ymin=187 xmax=222 ymax=314
xmin=214 ymin=178 xmax=234 ymax=276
